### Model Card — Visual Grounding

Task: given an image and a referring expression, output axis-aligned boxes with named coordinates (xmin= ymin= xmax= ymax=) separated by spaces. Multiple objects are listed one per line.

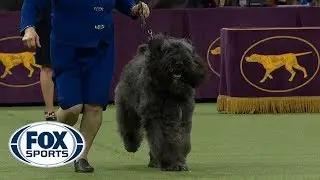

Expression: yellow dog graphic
xmin=0 ymin=52 xmax=40 ymax=78
xmin=210 ymin=47 xmax=221 ymax=55
xmin=245 ymin=52 xmax=311 ymax=83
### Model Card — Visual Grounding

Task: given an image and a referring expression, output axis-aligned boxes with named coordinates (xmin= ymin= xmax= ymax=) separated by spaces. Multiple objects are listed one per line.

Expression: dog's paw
xmin=148 ymin=161 xmax=159 ymax=168
xmin=161 ymin=164 xmax=189 ymax=172
xmin=123 ymin=134 xmax=141 ymax=153
xmin=124 ymin=140 xmax=140 ymax=153
xmin=124 ymin=143 xmax=139 ymax=153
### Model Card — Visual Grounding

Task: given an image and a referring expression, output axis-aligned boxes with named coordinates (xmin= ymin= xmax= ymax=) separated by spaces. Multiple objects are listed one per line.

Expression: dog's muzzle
xmin=171 ymin=62 xmax=184 ymax=79
xmin=246 ymin=57 xmax=256 ymax=62
xmin=173 ymin=74 xmax=181 ymax=79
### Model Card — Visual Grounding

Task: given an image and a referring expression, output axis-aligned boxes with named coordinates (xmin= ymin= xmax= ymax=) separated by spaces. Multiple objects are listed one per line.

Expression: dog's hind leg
xmin=116 ymin=101 xmax=142 ymax=153
xmin=293 ymin=64 xmax=308 ymax=78
xmin=24 ymin=63 xmax=35 ymax=77
xmin=285 ymin=65 xmax=296 ymax=81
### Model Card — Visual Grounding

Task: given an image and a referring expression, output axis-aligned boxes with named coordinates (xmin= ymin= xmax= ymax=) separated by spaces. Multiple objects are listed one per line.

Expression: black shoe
xmin=45 ymin=112 xmax=57 ymax=121
xmin=74 ymin=159 xmax=94 ymax=173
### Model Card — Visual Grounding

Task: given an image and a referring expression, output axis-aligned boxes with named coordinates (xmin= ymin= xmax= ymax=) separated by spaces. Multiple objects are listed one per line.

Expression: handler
xmin=20 ymin=0 xmax=149 ymax=173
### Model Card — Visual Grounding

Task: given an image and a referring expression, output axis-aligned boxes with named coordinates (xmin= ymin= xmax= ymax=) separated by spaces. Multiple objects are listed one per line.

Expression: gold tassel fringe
xmin=217 ymin=95 xmax=228 ymax=112
xmin=217 ymin=96 xmax=320 ymax=114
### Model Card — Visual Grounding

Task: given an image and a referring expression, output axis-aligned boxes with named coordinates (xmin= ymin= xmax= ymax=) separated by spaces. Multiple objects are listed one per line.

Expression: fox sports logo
xmin=9 ymin=122 xmax=85 ymax=168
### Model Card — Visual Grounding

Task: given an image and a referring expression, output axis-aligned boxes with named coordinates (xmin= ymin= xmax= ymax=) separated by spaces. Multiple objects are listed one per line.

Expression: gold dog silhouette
xmin=210 ymin=47 xmax=221 ymax=55
xmin=0 ymin=52 xmax=41 ymax=78
xmin=245 ymin=52 xmax=311 ymax=83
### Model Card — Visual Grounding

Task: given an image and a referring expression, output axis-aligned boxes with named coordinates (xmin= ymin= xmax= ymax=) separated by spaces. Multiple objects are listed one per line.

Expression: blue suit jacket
xmin=20 ymin=0 xmax=137 ymax=47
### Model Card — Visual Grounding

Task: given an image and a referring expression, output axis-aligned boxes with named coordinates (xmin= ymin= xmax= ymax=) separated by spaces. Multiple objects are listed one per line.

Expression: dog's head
xmin=145 ymin=34 xmax=207 ymax=92
xmin=245 ymin=54 xmax=261 ymax=63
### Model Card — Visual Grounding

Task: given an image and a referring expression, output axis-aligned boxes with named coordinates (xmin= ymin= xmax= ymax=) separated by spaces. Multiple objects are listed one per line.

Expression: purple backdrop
xmin=0 ymin=7 xmax=320 ymax=104
xmin=220 ymin=27 xmax=320 ymax=97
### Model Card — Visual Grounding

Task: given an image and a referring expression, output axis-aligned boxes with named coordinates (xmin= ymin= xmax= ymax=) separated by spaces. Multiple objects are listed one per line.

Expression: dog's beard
xmin=170 ymin=78 xmax=185 ymax=94
xmin=150 ymin=60 xmax=195 ymax=94
xmin=168 ymin=70 xmax=191 ymax=95
xmin=150 ymin=69 xmax=186 ymax=95
xmin=169 ymin=61 xmax=185 ymax=83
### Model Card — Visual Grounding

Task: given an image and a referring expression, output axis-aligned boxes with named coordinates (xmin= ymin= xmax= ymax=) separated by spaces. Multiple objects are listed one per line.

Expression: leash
xmin=138 ymin=1 xmax=153 ymax=39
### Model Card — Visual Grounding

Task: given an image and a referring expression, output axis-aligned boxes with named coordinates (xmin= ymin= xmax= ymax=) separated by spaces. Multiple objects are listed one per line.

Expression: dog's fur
xmin=115 ymin=34 xmax=206 ymax=171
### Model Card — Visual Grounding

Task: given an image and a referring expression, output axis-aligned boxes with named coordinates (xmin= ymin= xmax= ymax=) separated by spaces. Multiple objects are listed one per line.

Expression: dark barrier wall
xmin=0 ymin=0 xmax=23 ymax=11
xmin=0 ymin=8 xmax=319 ymax=104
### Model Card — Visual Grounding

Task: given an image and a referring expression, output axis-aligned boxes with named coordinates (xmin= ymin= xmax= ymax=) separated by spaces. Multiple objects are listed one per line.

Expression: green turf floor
xmin=1 ymin=103 xmax=320 ymax=180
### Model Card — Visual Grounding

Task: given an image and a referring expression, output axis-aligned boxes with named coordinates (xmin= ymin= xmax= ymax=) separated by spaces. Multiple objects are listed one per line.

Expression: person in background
xmin=0 ymin=0 xmax=55 ymax=120
xmin=277 ymin=0 xmax=313 ymax=5
xmin=299 ymin=0 xmax=312 ymax=5
xmin=35 ymin=3 xmax=57 ymax=121
xmin=20 ymin=0 xmax=150 ymax=173
xmin=148 ymin=0 xmax=212 ymax=8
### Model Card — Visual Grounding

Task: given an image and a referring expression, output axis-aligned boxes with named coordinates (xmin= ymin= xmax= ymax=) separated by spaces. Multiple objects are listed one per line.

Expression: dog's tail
xmin=295 ymin=51 xmax=312 ymax=57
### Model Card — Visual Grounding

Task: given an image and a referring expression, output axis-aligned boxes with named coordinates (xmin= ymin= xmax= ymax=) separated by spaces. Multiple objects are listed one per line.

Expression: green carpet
xmin=1 ymin=103 xmax=320 ymax=180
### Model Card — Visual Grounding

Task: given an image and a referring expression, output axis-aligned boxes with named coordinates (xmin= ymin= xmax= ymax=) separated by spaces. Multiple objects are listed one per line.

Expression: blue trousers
xmin=51 ymin=40 xmax=114 ymax=110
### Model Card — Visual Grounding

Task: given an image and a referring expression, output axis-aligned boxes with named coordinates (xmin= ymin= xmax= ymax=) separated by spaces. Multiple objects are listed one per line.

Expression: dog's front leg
xmin=0 ymin=68 xmax=11 ymax=78
xmin=143 ymin=106 xmax=189 ymax=171
xmin=148 ymin=151 xmax=159 ymax=168
xmin=180 ymin=100 xmax=194 ymax=159
xmin=285 ymin=66 xmax=296 ymax=82
xmin=24 ymin=64 xmax=35 ymax=78
xmin=260 ymin=69 xmax=273 ymax=83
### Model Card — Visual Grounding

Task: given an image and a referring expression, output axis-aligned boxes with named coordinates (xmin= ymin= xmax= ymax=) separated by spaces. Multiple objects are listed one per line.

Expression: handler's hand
xmin=22 ymin=27 xmax=41 ymax=48
xmin=131 ymin=2 xmax=150 ymax=18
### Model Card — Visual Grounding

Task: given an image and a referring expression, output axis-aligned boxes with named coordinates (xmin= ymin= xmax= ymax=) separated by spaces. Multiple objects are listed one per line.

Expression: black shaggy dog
xmin=115 ymin=34 xmax=207 ymax=171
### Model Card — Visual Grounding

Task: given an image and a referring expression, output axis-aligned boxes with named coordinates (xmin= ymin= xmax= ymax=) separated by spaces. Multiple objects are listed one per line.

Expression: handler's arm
xmin=20 ymin=0 xmax=50 ymax=34
xmin=115 ymin=0 xmax=137 ymax=18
